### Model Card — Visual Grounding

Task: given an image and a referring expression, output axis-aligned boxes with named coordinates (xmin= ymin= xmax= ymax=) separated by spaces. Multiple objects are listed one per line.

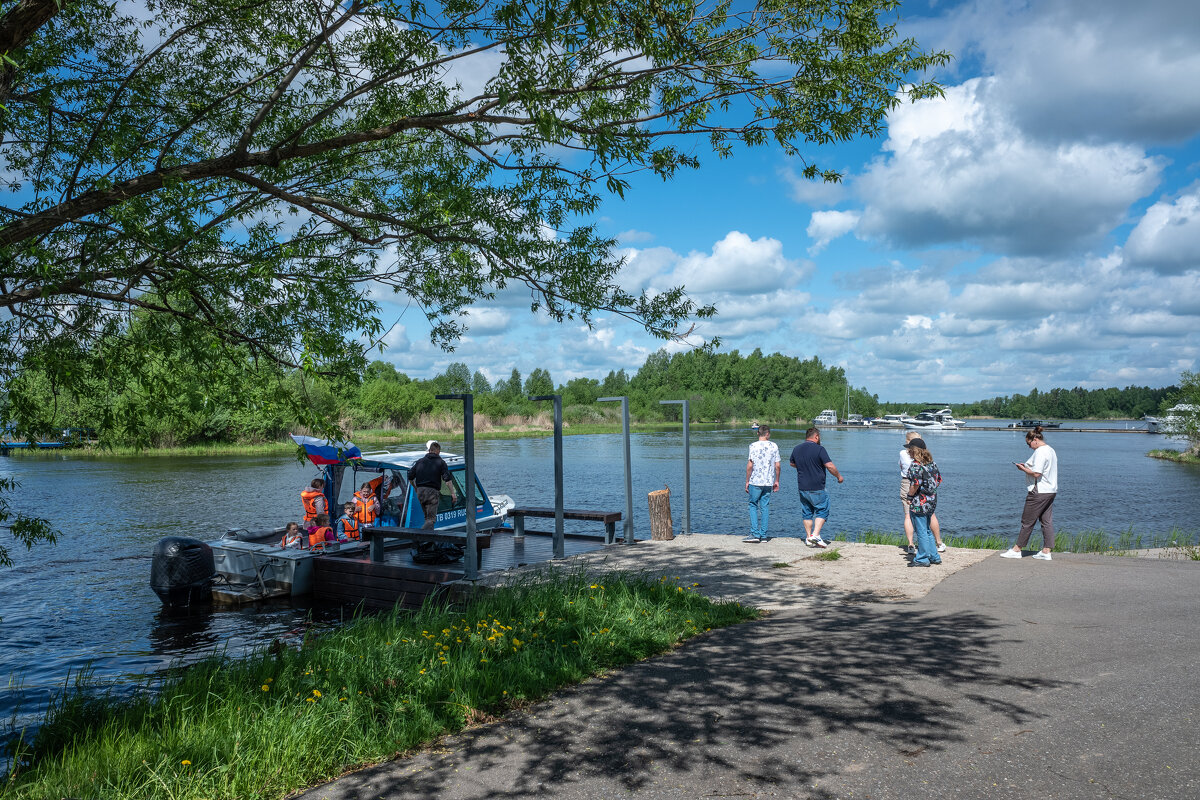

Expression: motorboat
xmin=1006 ymin=419 xmax=1062 ymax=429
xmin=872 ymin=413 xmax=914 ymax=428
xmin=844 ymin=414 xmax=873 ymax=427
xmin=151 ymin=437 xmax=513 ymax=606
xmin=813 ymin=409 xmax=838 ymax=426
xmin=903 ymin=407 xmax=966 ymax=431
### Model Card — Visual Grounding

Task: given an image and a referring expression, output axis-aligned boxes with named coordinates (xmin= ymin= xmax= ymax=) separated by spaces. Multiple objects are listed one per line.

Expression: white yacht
xmin=813 ymin=409 xmax=838 ymax=426
xmin=903 ymin=407 xmax=966 ymax=431
xmin=874 ymin=413 xmax=915 ymax=428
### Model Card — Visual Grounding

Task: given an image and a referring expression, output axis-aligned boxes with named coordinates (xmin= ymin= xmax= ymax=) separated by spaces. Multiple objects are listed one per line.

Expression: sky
xmin=376 ymin=0 xmax=1200 ymax=403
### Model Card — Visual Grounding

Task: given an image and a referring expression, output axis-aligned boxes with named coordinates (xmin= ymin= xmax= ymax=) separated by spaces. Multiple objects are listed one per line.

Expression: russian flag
xmin=290 ymin=435 xmax=362 ymax=466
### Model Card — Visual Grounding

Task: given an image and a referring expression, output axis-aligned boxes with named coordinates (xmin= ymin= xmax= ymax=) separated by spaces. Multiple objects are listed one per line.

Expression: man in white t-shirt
xmin=744 ymin=425 xmax=781 ymax=543
xmin=1000 ymin=427 xmax=1059 ymax=561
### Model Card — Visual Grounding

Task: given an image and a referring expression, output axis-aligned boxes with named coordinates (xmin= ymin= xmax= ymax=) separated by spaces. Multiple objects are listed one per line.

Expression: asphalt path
xmin=300 ymin=553 xmax=1200 ymax=800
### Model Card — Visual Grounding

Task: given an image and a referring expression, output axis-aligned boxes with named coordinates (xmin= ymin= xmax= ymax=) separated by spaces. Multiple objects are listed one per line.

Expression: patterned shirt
xmin=748 ymin=440 xmax=781 ymax=486
xmin=905 ymin=461 xmax=942 ymax=517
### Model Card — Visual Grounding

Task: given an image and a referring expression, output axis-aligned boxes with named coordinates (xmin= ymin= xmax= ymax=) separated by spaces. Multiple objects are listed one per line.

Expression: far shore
xmin=4 ymin=415 xmax=1162 ymax=458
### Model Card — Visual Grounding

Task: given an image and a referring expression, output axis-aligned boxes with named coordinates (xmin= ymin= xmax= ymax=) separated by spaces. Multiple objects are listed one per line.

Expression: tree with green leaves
xmin=0 ymin=0 xmax=946 ymax=562
xmin=1161 ymin=371 xmax=1200 ymax=456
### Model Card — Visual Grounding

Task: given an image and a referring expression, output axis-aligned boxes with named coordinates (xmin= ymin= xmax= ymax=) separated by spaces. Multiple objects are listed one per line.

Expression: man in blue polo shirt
xmin=789 ymin=427 xmax=844 ymax=547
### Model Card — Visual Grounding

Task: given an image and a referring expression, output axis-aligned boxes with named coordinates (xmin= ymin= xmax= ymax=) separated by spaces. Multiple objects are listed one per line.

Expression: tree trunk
xmin=648 ymin=487 xmax=674 ymax=541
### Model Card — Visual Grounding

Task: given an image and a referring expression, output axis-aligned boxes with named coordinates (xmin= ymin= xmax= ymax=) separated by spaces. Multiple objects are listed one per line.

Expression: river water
xmin=2 ymin=423 xmax=1198 ymax=747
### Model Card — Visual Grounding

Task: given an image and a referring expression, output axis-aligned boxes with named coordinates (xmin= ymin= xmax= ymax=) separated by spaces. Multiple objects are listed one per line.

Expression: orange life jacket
xmin=280 ymin=531 xmax=302 ymax=548
xmin=301 ymin=487 xmax=324 ymax=521
xmin=339 ymin=516 xmax=361 ymax=541
xmin=308 ymin=526 xmax=333 ymax=548
xmin=353 ymin=489 xmax=378 ymax=525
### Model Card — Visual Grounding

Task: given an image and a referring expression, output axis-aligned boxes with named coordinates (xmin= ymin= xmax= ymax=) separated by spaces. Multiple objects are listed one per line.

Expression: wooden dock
xmin=311 ymin=529 xmax=612 ymax=611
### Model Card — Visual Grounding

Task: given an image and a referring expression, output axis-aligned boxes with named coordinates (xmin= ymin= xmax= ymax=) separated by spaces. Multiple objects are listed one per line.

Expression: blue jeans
xmin=748 ymin=485 xmax=772 ymax=538
xmin=912 ymin=514 xmax=941 ymax=565
xmin=798 ymin=490 xmax=830 ymax=520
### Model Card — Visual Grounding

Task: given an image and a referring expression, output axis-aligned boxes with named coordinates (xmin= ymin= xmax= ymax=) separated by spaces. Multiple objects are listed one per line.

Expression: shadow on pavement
xmin=307 ymin=600 xmax=1070 ymax=800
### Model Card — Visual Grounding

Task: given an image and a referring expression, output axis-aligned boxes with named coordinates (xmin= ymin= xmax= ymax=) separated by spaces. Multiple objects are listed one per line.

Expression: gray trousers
xmin=1017 ymin=491 xmax=1057 ymax=549
xmin=417 ymin=486 xmax=441 ymax=529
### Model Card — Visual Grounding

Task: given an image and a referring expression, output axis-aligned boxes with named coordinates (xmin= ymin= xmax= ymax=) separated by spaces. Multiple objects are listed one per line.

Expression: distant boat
xmin=813 ymin=410 xmax=838 ymax=426
xmin=750 ymin=421 xmax=760 ymax=431
xmin=844 ymin=414 xmax=873 ymax=427
xmin=903 ymin=406 xmax=966 ymax=431
xmin=1007 ymin=419 xmax=1062 ymax=429
xmin=873 ymin=413 xmax=914 ymax=428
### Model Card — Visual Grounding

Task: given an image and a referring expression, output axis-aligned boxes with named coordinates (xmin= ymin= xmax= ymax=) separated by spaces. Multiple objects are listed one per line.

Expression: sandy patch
xmin=480 ymin=536 xmax=994 ymax=611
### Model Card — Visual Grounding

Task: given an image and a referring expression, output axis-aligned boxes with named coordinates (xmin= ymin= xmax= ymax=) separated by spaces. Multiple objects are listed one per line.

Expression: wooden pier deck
xmin=312 ymin=529 xmax=614 ymax=610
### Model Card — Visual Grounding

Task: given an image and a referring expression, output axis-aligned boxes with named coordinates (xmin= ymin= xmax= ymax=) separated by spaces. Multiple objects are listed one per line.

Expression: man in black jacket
xmin=407 ymin=440 xmax=458 ymax=529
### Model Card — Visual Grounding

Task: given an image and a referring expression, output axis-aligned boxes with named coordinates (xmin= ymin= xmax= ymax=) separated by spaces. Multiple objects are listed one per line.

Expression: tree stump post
xmin=648 ymin=486 xmax=674 ymax=541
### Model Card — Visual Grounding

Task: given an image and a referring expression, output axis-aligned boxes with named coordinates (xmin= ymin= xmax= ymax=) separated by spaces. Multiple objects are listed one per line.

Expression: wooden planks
xmin=313 ymin=556 xmax=461 ymax=611
xmin=360 ymin=525 xmax=491 ymax=564
xmin=508 ymin=506 xmax=623 ymax=544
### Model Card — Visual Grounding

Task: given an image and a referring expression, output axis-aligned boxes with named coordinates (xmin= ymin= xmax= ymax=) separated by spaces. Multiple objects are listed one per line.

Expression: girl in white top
xmin=1001 ymin=427 xmax=1059 ymax=560
xmin=900 ymin=431 xmax=945 ymax=554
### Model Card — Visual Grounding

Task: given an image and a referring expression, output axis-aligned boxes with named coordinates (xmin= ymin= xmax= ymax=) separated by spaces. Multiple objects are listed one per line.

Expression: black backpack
xmin=412 ymin=541 xmax=465 ymax=564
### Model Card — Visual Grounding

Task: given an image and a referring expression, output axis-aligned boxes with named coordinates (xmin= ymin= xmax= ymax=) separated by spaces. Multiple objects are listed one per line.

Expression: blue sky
xmin=378 ymin=0 xmax=1200 ymax=402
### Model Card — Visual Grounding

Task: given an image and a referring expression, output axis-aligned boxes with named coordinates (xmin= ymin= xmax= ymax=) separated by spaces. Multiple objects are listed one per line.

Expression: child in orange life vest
xmin=336 ymin=502 xmax=361 ymax=542
xmin=307 ymin=513 xmax=335 ymax=548
xmin=280 ymin=521 xmax=303 ymax=549
xmin=353 ymin=482 xmax=380 ymax=525
xmin=300 ymin=478 xmax=327 ymax=525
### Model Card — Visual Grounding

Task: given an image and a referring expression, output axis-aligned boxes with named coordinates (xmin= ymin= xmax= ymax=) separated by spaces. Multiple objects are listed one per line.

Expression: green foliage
xmin=955 ymin=385 xmax=1178 ymax=420
xmin=1159 ymin=370 xmax=1199 ymax=453
xmin=523 ymin=368 xmax=554 ymax=398
xmin=0 ymin=0 xmax=949 ymax=563
xmin=5 ymin=571 xmax=756 ymax=800
xmin=0 ymin=477 xmax=59 ymax=572
xmin=355 ymin=381 xmax=435 ymax=427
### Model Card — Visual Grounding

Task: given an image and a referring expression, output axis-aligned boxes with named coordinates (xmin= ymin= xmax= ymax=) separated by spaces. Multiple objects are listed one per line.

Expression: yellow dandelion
xmin=312 ymin=689 xmax=322 ymax=697
xmin=306 ymin=697 xmax=315 ymax=703
xmin=261 ymin=684 xmax=270 ymax=691
xmin=181 ymin=760 xmax=191 ymax=766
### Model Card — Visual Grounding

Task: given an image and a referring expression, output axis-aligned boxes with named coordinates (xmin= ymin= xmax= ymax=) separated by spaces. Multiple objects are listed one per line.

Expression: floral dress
xmin=905 ymin=461 xmax=942 ymax=517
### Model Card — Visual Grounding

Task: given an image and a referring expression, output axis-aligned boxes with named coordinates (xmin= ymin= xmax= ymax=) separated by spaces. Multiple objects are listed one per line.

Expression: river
xmin=2 ymin=423 xmax=1198 ymax=748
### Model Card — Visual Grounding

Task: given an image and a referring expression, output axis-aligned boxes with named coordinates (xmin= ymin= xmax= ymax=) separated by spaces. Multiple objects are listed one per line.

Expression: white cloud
xmin=939 ymin=0 xmax=1200 ymax=144
xmin=665 ymin=231 xmax=811 ymax=294
xmin=453 ymin=307 xmax=511 ymax=336
xmin=806 ymin=210 xmax=860 ymax=254
xmin=855 ymin=78 xmax=1163 ymax=255
xmin=1124 ymin=187 xmax=1200 ymax=274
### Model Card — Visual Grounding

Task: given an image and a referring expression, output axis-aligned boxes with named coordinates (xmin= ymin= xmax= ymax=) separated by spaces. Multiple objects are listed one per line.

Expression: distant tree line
xmin=4 ymin=322 xmax=1181 ymax=447
xmin=952 ymin=385 xmax=1177 ymax=420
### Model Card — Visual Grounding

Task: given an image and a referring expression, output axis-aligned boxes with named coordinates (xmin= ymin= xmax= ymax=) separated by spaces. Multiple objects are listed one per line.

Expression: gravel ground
xmin=479 ymin=535 xmax=995 ymax=610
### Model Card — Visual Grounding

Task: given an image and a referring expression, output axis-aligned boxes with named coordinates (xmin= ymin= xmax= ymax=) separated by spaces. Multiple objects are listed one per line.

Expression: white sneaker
xmin=810 ymin=537 xmax=828 ymax=549
xmin=999 ymin=549 xmax=1023 ymax=559
xmin=1032 ymin=551 xmax=1052 ymax=561
xmin=937 ymin=542 xmax=947 ymax=553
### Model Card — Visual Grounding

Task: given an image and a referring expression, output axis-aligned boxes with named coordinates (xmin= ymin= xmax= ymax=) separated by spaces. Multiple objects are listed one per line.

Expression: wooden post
xmin=648 ymin=487 xmax=674 ymax=541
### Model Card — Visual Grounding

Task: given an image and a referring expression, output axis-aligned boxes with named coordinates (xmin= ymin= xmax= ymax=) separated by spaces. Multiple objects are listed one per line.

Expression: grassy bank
xmin=1148 ymin=448 xmax=1200 ymax=465
xmin=2 ymin=572 xmax=757 ymax=800
xmin=832 ymin=527 xmax=1200 ymax=554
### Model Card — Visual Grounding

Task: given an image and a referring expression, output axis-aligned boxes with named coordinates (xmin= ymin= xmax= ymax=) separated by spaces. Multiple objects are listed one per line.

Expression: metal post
xmin=598 ymin=396 xmax=634 ymax=544
xmin=659 ymin=399 xmax=691 ymax=535
xmin=531 ymin=394 xmax=565 ymax=559
xmin=436 ymin=393 xmax=478 ymax=580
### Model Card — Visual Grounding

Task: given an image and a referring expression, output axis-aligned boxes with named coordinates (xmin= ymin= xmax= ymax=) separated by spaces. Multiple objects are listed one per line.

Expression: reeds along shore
xmin=2 ymin=572 xmax=757 ymax=800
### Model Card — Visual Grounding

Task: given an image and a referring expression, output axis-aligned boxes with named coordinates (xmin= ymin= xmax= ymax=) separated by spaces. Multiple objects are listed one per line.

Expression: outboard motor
xmin=151 ymin=536 xmax=215 ymax=607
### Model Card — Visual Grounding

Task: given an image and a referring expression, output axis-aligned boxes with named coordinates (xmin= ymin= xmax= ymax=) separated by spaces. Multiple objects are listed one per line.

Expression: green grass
xmin=809 ymin=549 xmax=842 ymax=561
xmin=770 ymin=562 xmax=791 ymax=569
xmin=2 ymin=571 xmax=757 ymax=800
xmin=1148 ymin=449 xmax=1200 ymax=465
xmin=831 ymin=527 xmax=1200 ymax=555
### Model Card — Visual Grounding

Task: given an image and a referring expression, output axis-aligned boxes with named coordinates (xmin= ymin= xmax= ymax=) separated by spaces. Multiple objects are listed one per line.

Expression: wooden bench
xmin=507 ymin=507 xmax=623 ymax=544
xmin=312 ymin=557 xmax=460 ymax=611
xmin=360 ymin=525 xmax=492 ymax=565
